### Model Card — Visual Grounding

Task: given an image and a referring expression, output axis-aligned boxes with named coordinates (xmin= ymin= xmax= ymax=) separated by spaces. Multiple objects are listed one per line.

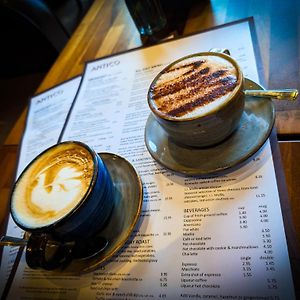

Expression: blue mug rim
xmin=10 ymin=141 xmax=102 ymax=233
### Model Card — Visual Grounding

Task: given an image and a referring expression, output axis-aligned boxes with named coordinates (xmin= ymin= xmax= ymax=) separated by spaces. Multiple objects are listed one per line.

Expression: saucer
xmin=60 ymin=152 xmax=143 ymax=274
xmin=144 ymin=78 xmax=275 ymax=176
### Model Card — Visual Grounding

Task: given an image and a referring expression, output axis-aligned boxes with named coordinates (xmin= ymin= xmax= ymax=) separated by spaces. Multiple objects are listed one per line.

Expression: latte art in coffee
xmin=11 ymin=143 xmax=94 ymax=228
xmin=149 ymin=55 xmax=239 ymax=119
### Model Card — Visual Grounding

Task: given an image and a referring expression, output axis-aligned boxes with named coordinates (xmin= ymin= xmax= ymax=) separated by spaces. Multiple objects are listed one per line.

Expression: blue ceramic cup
xmin=10 ymin=141 xmax=115 ymax=269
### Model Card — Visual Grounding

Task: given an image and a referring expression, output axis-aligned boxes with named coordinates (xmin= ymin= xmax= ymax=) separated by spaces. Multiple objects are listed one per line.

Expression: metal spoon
xmin=0 ymin=235 xmax=28 ymax=246
xmin=0 ymin=235 xmax=74 ymax=247
xmin=0 ymin=235 xmax=108 ymax=260
xmin=244 ymin=89 xmax=298 ymax=101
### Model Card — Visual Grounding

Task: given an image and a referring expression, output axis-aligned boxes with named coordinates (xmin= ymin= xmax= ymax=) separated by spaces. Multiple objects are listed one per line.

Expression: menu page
xmin=0 ymin=76 xmax=81 ymax=295
xmin=5 ymin=20 xmax=296 ymax=299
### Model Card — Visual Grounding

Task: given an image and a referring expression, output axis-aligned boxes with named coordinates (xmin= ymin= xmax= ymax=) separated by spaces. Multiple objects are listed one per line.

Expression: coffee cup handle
xmin=26 ymin=233 xmax=74 ymax=270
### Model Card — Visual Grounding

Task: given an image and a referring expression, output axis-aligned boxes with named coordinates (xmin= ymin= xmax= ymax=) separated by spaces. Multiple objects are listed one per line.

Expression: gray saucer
xmin=144 ymin=78 xmax=275 ymax=176
xmin=61 ymin=152 xmax=143 ymax=274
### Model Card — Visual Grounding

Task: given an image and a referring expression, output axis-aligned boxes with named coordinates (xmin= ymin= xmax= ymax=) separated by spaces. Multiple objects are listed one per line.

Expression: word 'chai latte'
xmin=11 ymin=143 xmax=94 ymax=229
xmin=149 ymin=55 xmax=239 ymax=119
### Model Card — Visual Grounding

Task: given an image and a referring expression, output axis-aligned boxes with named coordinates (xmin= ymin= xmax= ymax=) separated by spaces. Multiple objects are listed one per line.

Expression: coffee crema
xmin=11 ymin=143 xmax=95 ymax=229
xmin=149 ymin=55 xmax=239 ymax=119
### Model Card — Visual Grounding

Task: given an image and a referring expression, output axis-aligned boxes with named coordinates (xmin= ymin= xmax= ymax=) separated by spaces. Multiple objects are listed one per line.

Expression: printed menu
xmin=1 ymin=19 xmax=296 ymax=299
xmin=0 ymin=76 xmax=82 ymax=295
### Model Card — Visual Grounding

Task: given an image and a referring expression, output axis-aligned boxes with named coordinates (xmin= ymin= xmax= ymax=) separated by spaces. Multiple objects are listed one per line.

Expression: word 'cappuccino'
xmin=149 ymin=55 xmax=239 ymax=119
xmin=11 ymin=143 xmax=94 ymax=229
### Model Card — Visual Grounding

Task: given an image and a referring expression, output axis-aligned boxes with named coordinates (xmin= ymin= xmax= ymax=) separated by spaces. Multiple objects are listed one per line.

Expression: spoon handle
xmin=244 ymin=89 xmax=298 ymax=101
xmin=0 ymin=235 xmax=76 ymax=247
xmin=0 ymin=235 xmax=28 ymax=246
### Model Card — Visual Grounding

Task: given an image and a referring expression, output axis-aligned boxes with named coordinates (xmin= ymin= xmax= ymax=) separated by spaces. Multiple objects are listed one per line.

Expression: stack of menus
xmin=0 ymin=18 xmax=297 ymax=299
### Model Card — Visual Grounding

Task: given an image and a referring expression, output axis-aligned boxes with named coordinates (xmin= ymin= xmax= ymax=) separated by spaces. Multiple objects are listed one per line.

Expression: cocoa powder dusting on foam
xmin=158 ymin=70 xmax=230 ymax=113
xmin=168 ymin=81 xmax=237 ymax=117
xmin=151 ymin=56 xmax=238 ymax=118
xmin=151 ymin=61 xmax=205 ymax=99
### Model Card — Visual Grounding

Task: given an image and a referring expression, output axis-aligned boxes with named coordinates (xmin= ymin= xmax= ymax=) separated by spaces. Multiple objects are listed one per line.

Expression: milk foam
xmin=150 ymin=55 xmax=239 ymax=119
xmin=11 ymin=143 xmax=94 ymax=228
xmin=31 ymin=168 xmax=83 ymax=213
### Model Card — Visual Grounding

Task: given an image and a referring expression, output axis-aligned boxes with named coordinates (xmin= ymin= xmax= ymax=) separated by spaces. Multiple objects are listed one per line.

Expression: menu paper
xmin=2 ymin=19 xmax=296 ymax=299
xmin=0 ymin=76 xmax=81 ymax=295
xmin=17 ymin=76 xmax=82 ymax=173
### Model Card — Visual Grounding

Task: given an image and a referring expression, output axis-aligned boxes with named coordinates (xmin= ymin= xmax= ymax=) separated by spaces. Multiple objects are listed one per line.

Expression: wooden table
xmin=1 ymin=0 xmax=299 ymax=296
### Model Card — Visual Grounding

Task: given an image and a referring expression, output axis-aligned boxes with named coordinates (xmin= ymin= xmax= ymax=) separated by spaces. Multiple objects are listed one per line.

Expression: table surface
xmin=1 ymin=0 xmax=300 ymax=296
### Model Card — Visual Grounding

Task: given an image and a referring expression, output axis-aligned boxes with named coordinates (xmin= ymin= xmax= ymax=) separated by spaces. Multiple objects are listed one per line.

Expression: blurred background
xmin=0 ymin=0 xmax=94 ymax=145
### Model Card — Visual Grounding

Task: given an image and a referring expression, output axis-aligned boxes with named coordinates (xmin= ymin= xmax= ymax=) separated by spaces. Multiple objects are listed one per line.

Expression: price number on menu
xmin=259 ymin=205 xmax=269 ymax=223
xmin=238 ymin=206 xmax=248 ymax=229
xmin=159 ymin=272 xmax=168 ymax=288
xmin=267 ymin=278 xmax=278 ymax=290
xmin=261 ymin=228 xmax=274 ymax=257
xmin=265 ymin=261 xmax=275 ymax=268
xmin=256 ymin=193 xmax=266 ymax=198
xmin=240 ymin=256 xmax=252 ymax=278
xmin=259 ymin=206 xmax=276 ymax=272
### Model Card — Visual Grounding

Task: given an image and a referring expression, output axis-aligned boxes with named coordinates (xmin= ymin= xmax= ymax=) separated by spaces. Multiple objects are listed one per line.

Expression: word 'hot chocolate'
xmin=149 ymin=55 xmax=239 ymax=119
xmin=11 ymin=143 xmax=94 ymax=229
